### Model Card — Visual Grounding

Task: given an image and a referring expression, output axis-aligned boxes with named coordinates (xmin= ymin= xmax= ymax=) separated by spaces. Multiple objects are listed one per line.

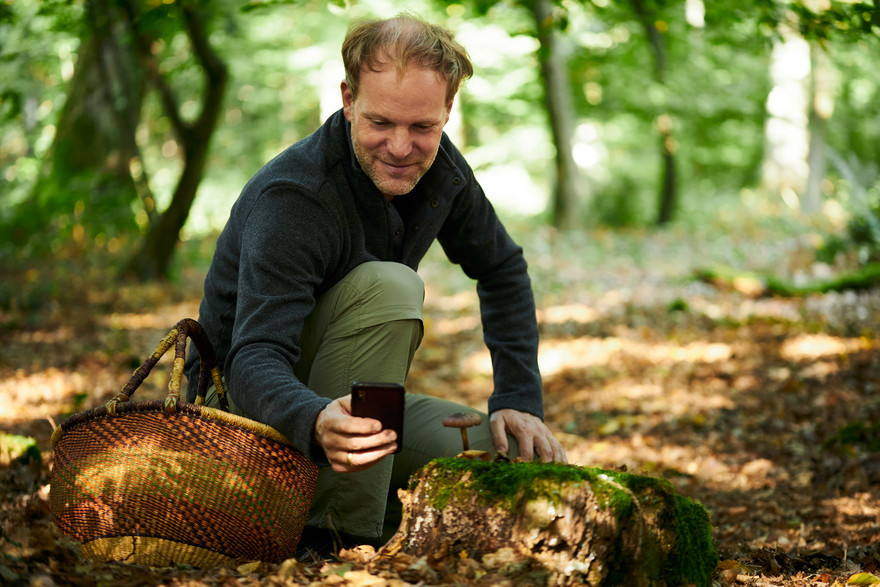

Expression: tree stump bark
xmin=378 ymin=456 xmax=717 ymax=587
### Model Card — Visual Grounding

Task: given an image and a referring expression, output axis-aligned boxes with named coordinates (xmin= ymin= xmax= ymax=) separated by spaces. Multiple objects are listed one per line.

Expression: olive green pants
xmin=203 ymin=262 xmax=516 ymax=540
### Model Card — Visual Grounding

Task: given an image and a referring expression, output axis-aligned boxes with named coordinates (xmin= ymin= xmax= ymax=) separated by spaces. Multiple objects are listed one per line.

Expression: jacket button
xmin=452 ymin=177 xmax=461 ymax=185
xmin=430 ymin=200 xmax=439 ymax=208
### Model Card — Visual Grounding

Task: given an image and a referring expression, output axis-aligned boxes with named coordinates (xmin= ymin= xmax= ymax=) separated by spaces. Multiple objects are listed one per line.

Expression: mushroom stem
xmin=442 ymin=412 xmax=483 ymax=453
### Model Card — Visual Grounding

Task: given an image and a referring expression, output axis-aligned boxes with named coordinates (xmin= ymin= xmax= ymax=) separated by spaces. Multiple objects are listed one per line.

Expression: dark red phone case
xmin=351 ymin=381 xmax=405 ymax=453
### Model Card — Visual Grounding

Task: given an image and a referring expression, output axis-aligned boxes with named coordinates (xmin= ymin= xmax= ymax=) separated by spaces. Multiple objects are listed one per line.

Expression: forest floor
xmin=1 ymin=210 xmax=879 ymax=586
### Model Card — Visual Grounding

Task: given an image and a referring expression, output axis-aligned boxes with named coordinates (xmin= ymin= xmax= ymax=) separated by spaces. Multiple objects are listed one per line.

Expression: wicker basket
xmin=49 ymin=318 xmax=318 ymax=567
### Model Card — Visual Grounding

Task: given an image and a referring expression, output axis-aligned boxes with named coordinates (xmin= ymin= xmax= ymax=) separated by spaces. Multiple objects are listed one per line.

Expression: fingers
xmin=527 ymin=420 xmax=567 ymax=463
xmin=315 ymin=397 xmax=399 ymax=472
xmin=490 ymin=409 xmax=568 ymax=464
xmin=538 ymin=432 xmax=568 ymax=464
xmin=326 ymin=435 xmax=398 ymax=472
xmin=325 ymin=427 xmax=398 ymax=472
xmin=489 ymin=416 xmax=509 ymax=455
xmin=327 ymin=442 xmax=397 ymax=473
xmin=530 ymin=426 xmax=567 ymax=463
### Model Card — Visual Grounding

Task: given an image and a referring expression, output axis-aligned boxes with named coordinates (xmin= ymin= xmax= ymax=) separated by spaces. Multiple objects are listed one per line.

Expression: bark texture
xmin=22 ymin=0 xmax=147 ymax=246
xmin=121 ymin=0 xmax=227 ymax=280
xmin=379 ymin=457 xmax=716 ymax=587
xmin=630 ymin=0 xmax=678 ymax=226
xmin=533 ymin=0 xmax=582 ymax=231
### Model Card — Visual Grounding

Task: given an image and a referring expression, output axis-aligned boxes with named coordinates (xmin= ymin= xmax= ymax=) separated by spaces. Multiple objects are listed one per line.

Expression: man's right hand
xmin=313 ymin=395 xmax=398 ymax=472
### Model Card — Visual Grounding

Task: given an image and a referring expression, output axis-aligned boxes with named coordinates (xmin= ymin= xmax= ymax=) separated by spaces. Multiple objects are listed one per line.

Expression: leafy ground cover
xmin=1 ymin=210 xmax=879 ymax=586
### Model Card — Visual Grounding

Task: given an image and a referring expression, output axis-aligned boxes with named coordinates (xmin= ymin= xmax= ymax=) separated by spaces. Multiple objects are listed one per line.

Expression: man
xmin=185 ymin=13 xmax=565 ymax=552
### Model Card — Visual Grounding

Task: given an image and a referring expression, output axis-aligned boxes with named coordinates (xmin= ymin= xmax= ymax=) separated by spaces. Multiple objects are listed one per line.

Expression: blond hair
xmin=342 ymin=13 xmax=473 ymax=104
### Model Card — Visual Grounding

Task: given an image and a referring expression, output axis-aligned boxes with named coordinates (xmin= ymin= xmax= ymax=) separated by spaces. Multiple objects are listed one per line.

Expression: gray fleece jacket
xmin=185 ymin=109 xmax=542 ymax=464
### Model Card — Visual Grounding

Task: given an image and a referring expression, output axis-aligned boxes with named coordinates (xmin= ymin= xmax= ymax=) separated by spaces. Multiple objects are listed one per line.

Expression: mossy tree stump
xmin=379 ymin=457 xmax=717 ymax=587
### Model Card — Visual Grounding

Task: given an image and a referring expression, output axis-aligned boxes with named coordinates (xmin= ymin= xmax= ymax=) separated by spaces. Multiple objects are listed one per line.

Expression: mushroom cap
xmin=442 ymin=412 xmax=483 ymax=428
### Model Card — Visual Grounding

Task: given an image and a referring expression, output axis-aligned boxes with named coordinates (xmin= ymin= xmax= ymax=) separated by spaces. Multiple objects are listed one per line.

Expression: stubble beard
xmin=352 ymin=134 xmax=439 ymax=200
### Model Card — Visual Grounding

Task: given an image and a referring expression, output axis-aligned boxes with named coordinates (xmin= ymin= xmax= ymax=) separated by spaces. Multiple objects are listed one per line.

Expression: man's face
xmin=342 ymin=63 xmax=452 ymax=201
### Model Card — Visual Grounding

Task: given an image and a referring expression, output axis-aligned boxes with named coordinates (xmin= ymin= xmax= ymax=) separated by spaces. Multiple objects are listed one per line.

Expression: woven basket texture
xmin=51 ymin=400 xmax=318 ymax=565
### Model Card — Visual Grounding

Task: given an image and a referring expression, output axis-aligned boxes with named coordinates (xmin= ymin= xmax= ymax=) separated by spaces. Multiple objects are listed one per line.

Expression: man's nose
xmin=387 ymin=128 xmax=414 ymax=160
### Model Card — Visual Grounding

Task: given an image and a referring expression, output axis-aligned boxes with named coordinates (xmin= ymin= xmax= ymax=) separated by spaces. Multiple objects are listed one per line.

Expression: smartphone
xmin=350 ymin=381 xmax=405 ymax=454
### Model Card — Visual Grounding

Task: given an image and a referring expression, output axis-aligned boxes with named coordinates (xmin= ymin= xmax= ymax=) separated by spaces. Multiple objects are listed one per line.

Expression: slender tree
xmin=803 ymin=42 xmax=831 ymax=215
xmin=122 ymin=0 xmax=227 ymax=280
xmin=629 ymin=0 xmax=677 ymax=225
xmin=14 ymin=0 xmax=226 ymax=280
xmin=532 ymin=0 xmax=583 ymax=230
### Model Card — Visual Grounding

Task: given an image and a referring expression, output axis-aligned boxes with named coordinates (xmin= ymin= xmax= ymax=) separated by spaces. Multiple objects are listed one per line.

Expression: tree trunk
xmin=803 ymin=42 xmax=832 ymax=215
xmin=761 ymin=24 xmax=810 ymax=208
xmin=22 ymin=0 xmax=147 ymax=248
xmin=378 ymin=457 xmax=717 ymax=587
xmin=122 ymin=1 xmax=227 ymax=281
xmin=630 ymin=0 xmax=678 ymax=226
xmin=533 ymin=0 xmax=582 ymax=231
xmin=657 ymin=117 xmax=678 ymax=225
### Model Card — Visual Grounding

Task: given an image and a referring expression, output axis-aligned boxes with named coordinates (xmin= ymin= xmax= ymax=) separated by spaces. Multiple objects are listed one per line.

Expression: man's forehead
xmin=356 ymin=67 xmax=448 ymax=102
xmin=360 ymin=54 xmax=444 ymax=83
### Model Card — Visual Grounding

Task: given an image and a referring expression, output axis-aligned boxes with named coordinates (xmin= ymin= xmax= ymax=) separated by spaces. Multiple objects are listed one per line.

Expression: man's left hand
xmin=489 ymin=409 xmax=567 ymax=463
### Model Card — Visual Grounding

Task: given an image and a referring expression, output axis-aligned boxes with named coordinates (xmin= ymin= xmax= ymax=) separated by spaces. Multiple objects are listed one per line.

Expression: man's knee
xmin=346 ymin=262 xmax=424 ymax=315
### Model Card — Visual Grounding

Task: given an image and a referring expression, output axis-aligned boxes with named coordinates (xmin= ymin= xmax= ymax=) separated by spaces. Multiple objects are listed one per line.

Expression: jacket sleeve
xmin=436 ymin=155 xmax=544 ymax=420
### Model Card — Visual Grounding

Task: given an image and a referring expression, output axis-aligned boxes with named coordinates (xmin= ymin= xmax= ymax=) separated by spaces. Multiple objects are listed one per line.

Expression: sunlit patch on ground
xmin=1 ymin=226 xmax=879 ymax=585
xmin=779 ymin=332 xmax=869 ymax=360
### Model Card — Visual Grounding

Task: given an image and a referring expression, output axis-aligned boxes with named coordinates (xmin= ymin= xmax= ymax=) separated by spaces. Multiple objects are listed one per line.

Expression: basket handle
xmin=106 ymin=318 xmax=230 ymax=415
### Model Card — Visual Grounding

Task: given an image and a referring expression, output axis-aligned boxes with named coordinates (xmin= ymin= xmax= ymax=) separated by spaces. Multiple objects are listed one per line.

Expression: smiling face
xmin=342 ymin=63 xmax=452 ymax=201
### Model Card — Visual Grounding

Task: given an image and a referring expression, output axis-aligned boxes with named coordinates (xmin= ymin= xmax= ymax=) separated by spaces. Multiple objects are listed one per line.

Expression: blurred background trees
xmin=1 ymin=0 xmax=878 ymax=294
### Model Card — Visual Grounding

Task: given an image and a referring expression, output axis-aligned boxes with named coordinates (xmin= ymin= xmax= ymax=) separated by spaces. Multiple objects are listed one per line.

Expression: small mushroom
xmin=442 ymin=412 xmax=483 ymax=452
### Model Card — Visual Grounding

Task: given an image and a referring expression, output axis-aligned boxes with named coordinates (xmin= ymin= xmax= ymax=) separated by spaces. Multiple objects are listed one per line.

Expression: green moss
xmin=426 ymin=458 xmax=647 ymax=508
xmin=421 ymin=458 xmax=718 ymax=587
xmin=665 ymin=494 xmax=718 ymax=587
xmin=696 ymin=261 xmax=880 ymax=298
xmin=0 ymin=433 xmax=40 ymax=467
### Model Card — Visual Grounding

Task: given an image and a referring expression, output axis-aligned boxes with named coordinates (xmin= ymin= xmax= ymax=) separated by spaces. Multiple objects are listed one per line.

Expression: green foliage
xmin=2 ymin=0 xmax=880 ymax=280
xmin=818 ymin=217 xmax=880 ymax=267
xmin=813 ymin=8 xmax=880 ymax=266
xmin=789 ymin=1 xmax=880 ymax=40
xmin=819 ymin=158 xmax=880 ymax=265
xmin=588 ymin=172 xmax=650 ymax=226
xmin=823 ymin=421 xmax=880 ymax=453
xmin=0 ymin=434 xmax=39 ymax=467
xmin=579 ymin=0 xmax=774 ymax=222
xmin=668 ymin=298 xmax=688 ymax=312
xmin=0 ymin=0 xmax=82 ymax=237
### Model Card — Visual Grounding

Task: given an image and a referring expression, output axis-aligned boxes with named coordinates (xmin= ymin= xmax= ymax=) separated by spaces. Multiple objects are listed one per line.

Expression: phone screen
xmin=351 ymin=381 xmax=405 ymax=453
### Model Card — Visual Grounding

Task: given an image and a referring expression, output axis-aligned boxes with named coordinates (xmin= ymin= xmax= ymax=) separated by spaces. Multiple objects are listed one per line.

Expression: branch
xmin=179 ymin=2 xmax=228 ymax=139
xmin=630 ymin=0 xmax=666 ymax=83
xmin=118 ymin=0 xmax=185 ymax=134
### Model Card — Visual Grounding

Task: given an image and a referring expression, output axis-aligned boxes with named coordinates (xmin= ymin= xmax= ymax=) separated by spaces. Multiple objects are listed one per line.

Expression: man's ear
xmin=444 ymin=97 xmax=454 ymax=125
xmin=341 ymin=81 xmax=354 ymax=121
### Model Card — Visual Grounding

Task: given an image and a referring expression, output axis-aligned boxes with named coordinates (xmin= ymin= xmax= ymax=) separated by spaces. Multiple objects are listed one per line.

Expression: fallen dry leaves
xmin=1 ymin=222 xmax=879 ymax=585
